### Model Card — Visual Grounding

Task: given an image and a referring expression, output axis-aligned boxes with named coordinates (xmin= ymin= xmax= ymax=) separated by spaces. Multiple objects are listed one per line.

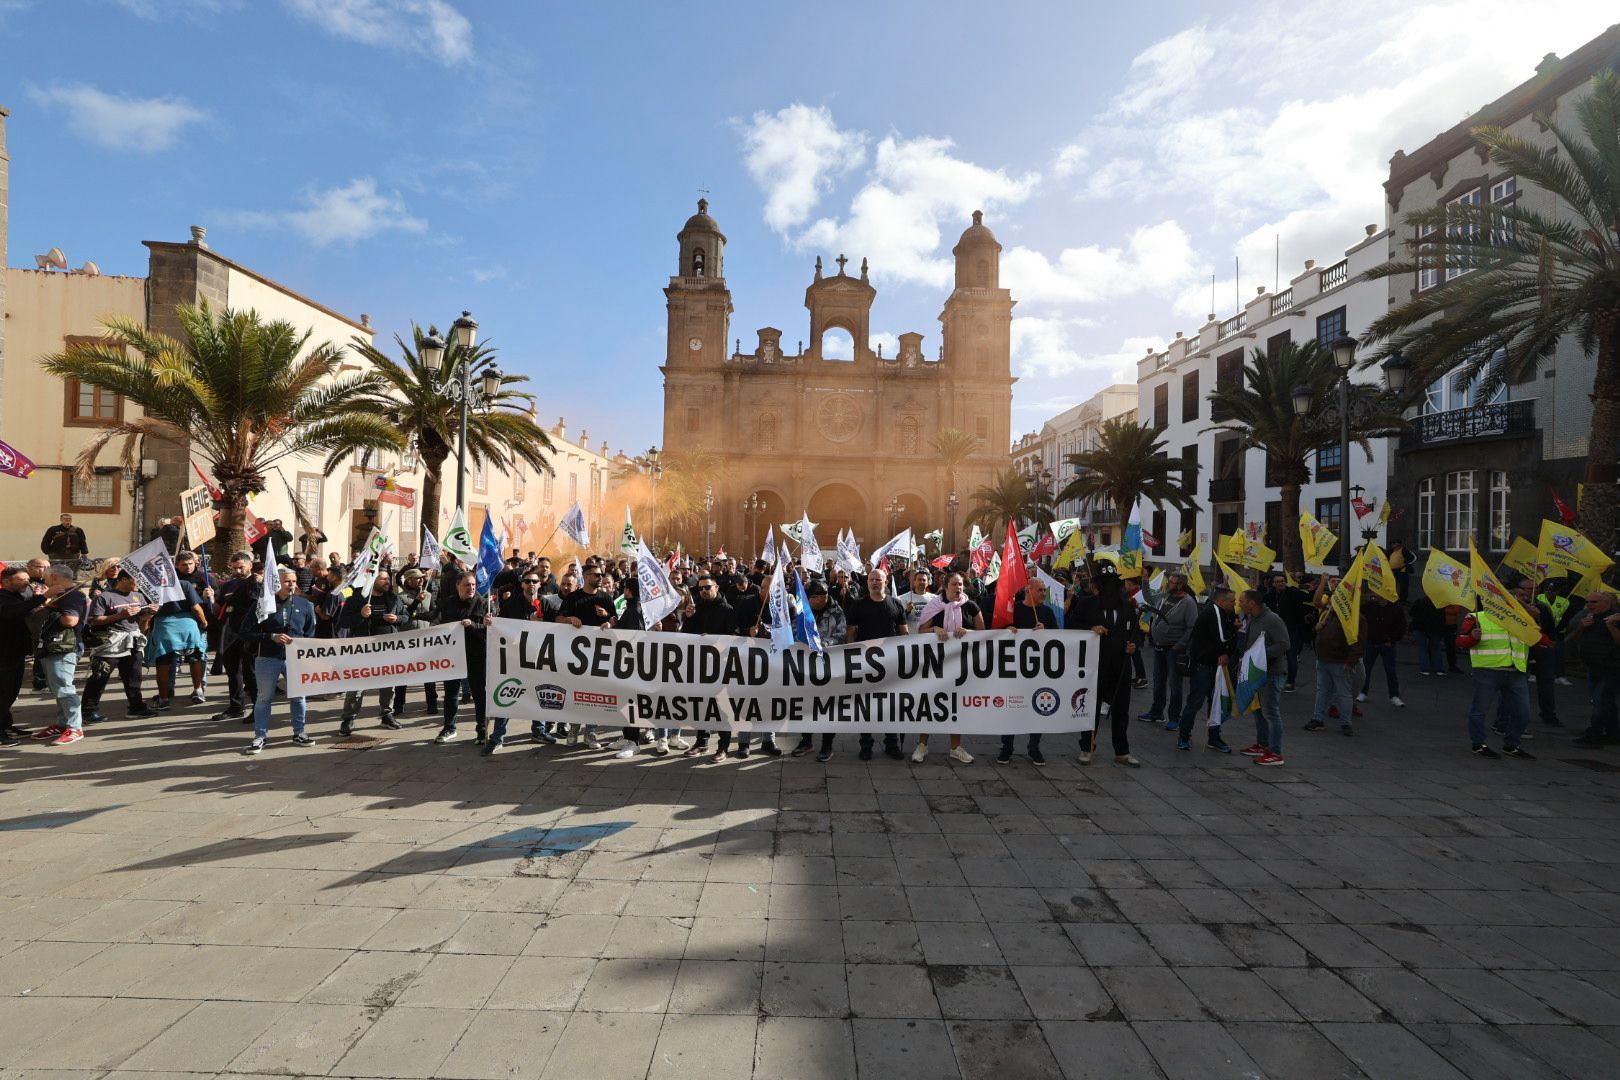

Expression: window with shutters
xmin=296 ymin=472 xmax=324 ymax=530
xmin=1211 ymin=350 xmax=1242 ymax=422
xmin=1417 ymin=477 xmax=1437 ymax=549
xmin=1152 ymin=383 xmax=1169 ymax=427
xmin=1267 ymin=331 xmax=1291 ymax=358
xmin=1488 ymin=471 xmax=1510 ymax=553
xmin=1181 ymin=371 xmax=1199 ymax=422
xmin=1444 ymin=470 xmax=1476 ymax=551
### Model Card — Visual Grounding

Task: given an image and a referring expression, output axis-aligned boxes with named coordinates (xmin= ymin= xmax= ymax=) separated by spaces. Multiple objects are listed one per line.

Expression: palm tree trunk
xmin=1581 ymin=311 xmax=1620 ymax=554
xmin=215 ymin=488 xmax=251 ymax=566
xmin=420 ymin=449 xmax=449 ymax=539
xmin=1279 ymin=483 xmax=1304 ymax=578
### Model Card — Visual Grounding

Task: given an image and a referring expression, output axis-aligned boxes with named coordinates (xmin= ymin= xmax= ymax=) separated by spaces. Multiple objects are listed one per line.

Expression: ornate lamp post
xmin=1292 ymin=338 xmax=1408 ymax=573
xmin=885 ymin=496 xmax=903 ymax=534
xmin=741 ymin=492 xmax=763 ymax=559
xmin=703 ymin=484 xmax=715 ymax=554
xmin=644 ymin=446 xmax=663 ymax=550
xmin=946 ymin=489 xmax=960 ymax=553
xmin=418 ymin=311 xmax=502 ymax=514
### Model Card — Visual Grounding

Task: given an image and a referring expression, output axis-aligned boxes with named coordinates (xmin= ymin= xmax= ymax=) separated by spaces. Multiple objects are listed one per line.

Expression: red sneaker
xmin=31 ymin=725 xmax=65 ymax=740
xmin=1239 ymin=744 xmax=1267 ymax=756
xmin=1255 ymin=751 xmax=1285 ymax=766
xmin=48 ymin=728 xmax=84 ymax=746
xmin=1328 ymin=705 xmax=1340 ymax=718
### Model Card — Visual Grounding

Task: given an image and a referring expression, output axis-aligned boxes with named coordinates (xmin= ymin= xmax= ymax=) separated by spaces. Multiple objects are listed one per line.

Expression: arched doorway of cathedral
xmin=808 ymin=482 xmax=867 ymax=550
xmin=888 ymin=492 xmax=930 ymax=544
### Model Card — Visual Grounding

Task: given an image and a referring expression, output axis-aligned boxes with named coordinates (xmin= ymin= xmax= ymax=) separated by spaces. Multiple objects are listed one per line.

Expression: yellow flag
xmin=1225 ymin=531 xmax=1246 ymax=560
xmin=1117 ymin=546 xmax=1143 ymax=579
xmin=1362 ymin=542 xmax=1399 ymax=601
xmin=1377 ymin=498 xmax=1391 ymax=528
xmin=1421 ymin=548 xmax=1473 ymax=608
xmin=1578 ymin=483 xmax=1585 ymax=511
xmin=1499 ymin=537 xmax=1554 ymax=583
xmin=1469 ymin=539 xmax=1543 ymax=647
xmin=1176 ymin=528 xmax=1194 ymax=551
xmin=1572 ymin=566 xmax=1620 ymax=600
xmin=1329 ymin=548 xmax=1365 ymax=646
xmin=1052 ymin=528 xmax=1087 ymax=570
xmin=1538 ymin=519 xmax=1612 ymax=577
xmin=1238 ymin=537 xmax=1277 ymax=571
xmin=1214 ymin=550 xmax=1249 ymax=594
xmin=1181 ymin=544 xmax=1207 ymax=596
xmin=1298 ymin=512 xmax=1338 ymax=568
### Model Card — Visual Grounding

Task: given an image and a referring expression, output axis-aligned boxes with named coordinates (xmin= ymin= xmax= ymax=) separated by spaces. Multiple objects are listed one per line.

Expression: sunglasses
xmin=523 ymin=578 xmax=540 ymax=584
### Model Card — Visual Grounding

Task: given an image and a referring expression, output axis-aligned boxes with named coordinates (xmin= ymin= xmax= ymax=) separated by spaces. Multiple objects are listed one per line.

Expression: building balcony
xmin=1401 ymin=399 xmax=1536 ymax=449
xmin=1269 ymin=288 xmax=1293 ymax=316
xmin=1319 ymin=259 xmax=1349 ymax=291
xmin=1209 ymin=477 xmax=1244 ymax=502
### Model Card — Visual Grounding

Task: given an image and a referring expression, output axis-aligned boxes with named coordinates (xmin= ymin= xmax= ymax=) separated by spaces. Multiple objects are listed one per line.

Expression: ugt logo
xmin=492 ymin=678 xmax=526 ymax=709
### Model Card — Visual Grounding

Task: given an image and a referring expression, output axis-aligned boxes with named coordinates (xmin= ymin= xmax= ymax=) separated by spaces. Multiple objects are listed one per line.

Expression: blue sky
xmin=2 ymin=0 xmax=1615 ymax=456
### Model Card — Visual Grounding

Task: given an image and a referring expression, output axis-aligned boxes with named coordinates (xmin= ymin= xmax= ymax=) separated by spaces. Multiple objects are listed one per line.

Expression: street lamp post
xmin=885 ymin=496 xmax=903 ymax=535
xmin=741 ymin=493 xmax=763 ymax=559
xmin=704 ymin=484 xmax=714 ymax=555
xmin=946 ymin=490 xmax=960 ymax=553
xmin=419 ymin=311 xmax=503 ymax=517
xmin=643 ymin=446 xmax=663 ymax=552
xmin=1292 ymin=337 xmax=1409 ymax=574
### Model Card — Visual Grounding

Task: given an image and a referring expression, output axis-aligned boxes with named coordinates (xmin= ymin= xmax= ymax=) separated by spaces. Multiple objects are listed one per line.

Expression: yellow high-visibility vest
xmin=1470 ymin=612 xmax=1527 ymax=672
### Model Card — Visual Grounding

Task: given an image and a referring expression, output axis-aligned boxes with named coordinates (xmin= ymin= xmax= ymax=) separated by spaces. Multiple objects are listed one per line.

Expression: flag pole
xmin=537 ymin=522 xmax=563 ymax=556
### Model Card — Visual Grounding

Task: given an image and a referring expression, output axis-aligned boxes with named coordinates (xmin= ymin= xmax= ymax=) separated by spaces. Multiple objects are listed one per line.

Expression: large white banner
xmin=287 ymin=622 xmax=468 ymax=695
xmin=484 ymin=619 xmax=1099 ymax=735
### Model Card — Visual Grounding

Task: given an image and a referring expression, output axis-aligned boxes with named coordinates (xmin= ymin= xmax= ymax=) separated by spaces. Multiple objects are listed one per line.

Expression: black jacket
xmin=436 ymin=591 xmax=490 ymax=662
xmin=1187 ymin=603 xmax=1238 ymax=667
xmin=684 ymin=597 xmax=739 ymax=635
xmin=0 ymin=588 xmax=47 ymax=661
xmin=339 ymin=589 xmax=408 ymax=636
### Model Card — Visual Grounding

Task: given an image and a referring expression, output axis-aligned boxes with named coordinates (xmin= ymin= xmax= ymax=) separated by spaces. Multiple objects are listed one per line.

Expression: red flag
xmin=372 ymin=476 xmax=417 ymax=508
xmin=1142 ymin=529 xmax=1162 ymax=551
xmin=192 ymin=461 xmax=224 ymax=501
xmin=970 ymin=540 xmax=995 ymax=575
xmin=1550 ymin=484 xmax=1577 ymax=526
xmin=1351 ymin=496 xmax=1373 ymax=520
xmin=992 ymin=521 xmax=1028 ymax=629
xmin=0 ymin=437 xmax=37 ymax=479
xmin=242 ymin=506 xmax=268 ymax=545
xmin=1029 ymin=533 xmax=1057 ymax=560
xmin=930 ymin=554 xmax=954 ymax=570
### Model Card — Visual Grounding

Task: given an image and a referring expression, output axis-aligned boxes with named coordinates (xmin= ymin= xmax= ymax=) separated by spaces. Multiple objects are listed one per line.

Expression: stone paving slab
xmin=1 ymin=661 xmax=1619 ymax=1075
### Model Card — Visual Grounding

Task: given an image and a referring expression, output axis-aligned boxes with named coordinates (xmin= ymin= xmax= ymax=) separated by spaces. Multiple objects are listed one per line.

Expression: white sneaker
xmin=613 ymin=746 xmax=637 ymax=759
xmin=949 ymin=745 xmax=973 ymax=764
xmin=584 ymin=733 xmax=602 ymax=749
xmin=568 ymin=731 xmax=581 ymax=746
xmin=1355 ymin=692 xmax=1368 ymax=703
xmin=1556 ymin=676 xmax=1573 ymax=687
xmin=610 ymin=737 xmax=634 ymax=752
xmin=1527 ymin=674 xmax=1537 ymax=683
xmin=669 ymin=734 xmax=690 ymax=750
xmin=1390 ymin=696 xmax=1405 ymax=707
xmin=1077 ymin=750 xmax=1093 ymax=766
xmin=910 ymin=743 xmax=927 ymax=763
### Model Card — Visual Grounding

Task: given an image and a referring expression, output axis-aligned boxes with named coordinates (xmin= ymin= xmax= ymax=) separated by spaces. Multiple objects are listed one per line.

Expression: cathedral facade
xmin=660 ymin=201 xmax=1015 ymax=556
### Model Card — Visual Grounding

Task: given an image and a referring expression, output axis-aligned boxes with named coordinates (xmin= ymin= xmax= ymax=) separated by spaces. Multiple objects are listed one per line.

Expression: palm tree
xmin=1057 ymin=416 xmax=1197 ymax=540
xmin=41 ymin=302 xmax=401 ymax=559
xmin=1207 ymin=341 xmax=1403 ymax=575
xmin=348 ymin=325 xmax=555 ymax=534
xmin=1361 ymin=71 xmax=1620 ymax=548
xmin=612 ymin=449 xmax=724 ymax=552
xmin=966 ymin=468 xmax=1053 ymax=538
xmin=930 ymin=427 xmax=980 ymax=493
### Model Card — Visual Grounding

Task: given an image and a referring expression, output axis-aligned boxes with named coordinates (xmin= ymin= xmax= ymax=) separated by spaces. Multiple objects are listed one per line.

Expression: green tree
xmin=966 ymin=468 xmax=1053 ymax=539
xmin=930 ymin=427 xmax=980 ymax=493
xmin=41 ymin=302 xmax=401 ymax=560
xmin=1207 ymin=341 xmax=1403 ymax=575
xmin=1361 ymin=71 xmax=1620 ymax=549
xmin=1057 ymin=417 xmax=1198 ymax=540
xmin=348 ymin=325 xmax=555 ymax=536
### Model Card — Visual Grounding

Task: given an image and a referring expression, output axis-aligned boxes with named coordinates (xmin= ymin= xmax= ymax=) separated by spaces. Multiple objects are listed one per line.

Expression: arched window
xmin=820 ymin=327 xmax=854 ymax=361
xmin=692 ymin=247 xmax=706 ymax=277
xmin=757 ymin=413 xmax=779 ymax=452
xmin=899 ymin=416 xmax=919 ymax=454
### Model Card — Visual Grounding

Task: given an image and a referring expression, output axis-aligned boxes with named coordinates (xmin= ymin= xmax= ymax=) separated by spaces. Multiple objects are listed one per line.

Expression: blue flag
xmin=791 ymin=570 xmax=823 ymax=652
xmin=474 ymin=513 xmax=502 ymax=595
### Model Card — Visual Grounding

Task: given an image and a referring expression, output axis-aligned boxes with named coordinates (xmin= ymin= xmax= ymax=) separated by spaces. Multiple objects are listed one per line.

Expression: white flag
xmin=419 ymin=525 xmax=442 ymax=570
xmin=344 ymin=529 xmax=381 ymax=596
xmin=968 ymin=524 xmax=984 ymax=552
xmin=1050 ymin=517 xmax=1080 ymax=543
xmin=257 ymin=539 xmax=279 ymax=623
xmin=560 ymin=502 xmax=589 ymax=547
xmin=1034 ymin=565 xmax=1066 ymax=614
xmin=870 ymin=527 xmax=914 ymax=568
xmin=983 ymin=551 xmax=1002 ymax=585
xmin=1016 ymin=521 xmax=1041 ymax=556
xmin=766 ymin=562 xmax=795 ymax=650
xmin=443 ymin=506 xmax=474 ymax=560
xmin=635 ymin=539 xmax=680 ymax=627
xmin=798 ymin=514 xmax=821 ymax=575
xmin=122 ymin=537 xmax=186 ymax=606
xmin=620 ymin=507 xmax=638 ymax=555
xmin=780 ymin=520 xmax=806 ymax=543
xmin=761 ymin=527 xmax=778 ymax=568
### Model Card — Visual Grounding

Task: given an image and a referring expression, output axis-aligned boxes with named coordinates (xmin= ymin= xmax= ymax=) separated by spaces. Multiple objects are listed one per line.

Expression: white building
xmin=1014 ymin=384 xmax=1138 ymax=544
xmin=1135 ymin=227 xmax=1395 ymax=568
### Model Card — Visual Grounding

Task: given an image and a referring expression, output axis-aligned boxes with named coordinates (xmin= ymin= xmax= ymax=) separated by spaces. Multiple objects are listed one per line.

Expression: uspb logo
xmin=493 ymin=679 xmax=526 ymax=708
xmin=1031 ymin=688 xmax=1060 ymax=717
xmin=534 ymin=683 xmax=566 ymax=710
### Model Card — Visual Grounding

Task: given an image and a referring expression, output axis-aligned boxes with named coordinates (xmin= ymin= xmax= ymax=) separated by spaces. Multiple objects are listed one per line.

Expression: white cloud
xmin=869 ymin=331 xmax=900 ymax=358
xmin=1111 ymin=26 xmax=1217 ymax=118
xmin=283 ymin=0 xmax=472 ymax=66
xmin=1013 ymin=319 xmax=1164 ymax=381
xmin=107 ymin=0 xmax=238 ymax=17
xmin=738 ymin=104 xmax=867 ymax=232
xmin=229 ymin=178 xmax=426 ymax=246
xmin=27 ymin=83 xmax=206 ymax=152
xmin=1001 ymin=220 xmax=1199 ymax=307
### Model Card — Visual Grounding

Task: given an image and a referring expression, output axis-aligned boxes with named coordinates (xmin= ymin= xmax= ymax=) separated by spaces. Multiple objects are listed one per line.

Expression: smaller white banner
xmin=287 ymin=622 xmax=468 ymax=695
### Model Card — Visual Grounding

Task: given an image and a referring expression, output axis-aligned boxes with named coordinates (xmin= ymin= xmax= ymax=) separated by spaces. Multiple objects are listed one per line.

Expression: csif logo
xmin=492 ymin=678 xmax=526 ymax=708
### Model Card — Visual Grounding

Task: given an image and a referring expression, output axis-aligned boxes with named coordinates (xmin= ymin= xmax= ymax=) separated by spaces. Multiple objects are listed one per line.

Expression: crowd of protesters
xmin=4 ymin=531 xmax=1618 ymax=771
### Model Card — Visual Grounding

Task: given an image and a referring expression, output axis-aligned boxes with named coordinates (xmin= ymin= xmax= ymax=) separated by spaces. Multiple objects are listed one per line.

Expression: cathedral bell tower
xmin=665 ymin=199 xmax=731 ymax=370
xmin=939 ymin=210 xmax=1015 ymax=458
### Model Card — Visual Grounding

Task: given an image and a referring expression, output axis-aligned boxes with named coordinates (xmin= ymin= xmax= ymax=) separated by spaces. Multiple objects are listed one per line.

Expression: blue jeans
xmin=1468 ymin=667 xmax=1528 ymax=749
xmin=1146 ymin=646 xmax=1184 ymax=722
xmin=1311 ymin=659 xmax=1354 ymax=728
xmin=39 ymin=652 xmax=84 ymax=731
xmin=1178 ymin=663 xmax=1220 ymax=739
xmin=252 ymin=656 xmax=306 ymax=740
xmin=1584 ymin=668 xmax=1619 ymax=740
xmin=1254 ymin=675 xmax=1283 ymax=754
xmin=1360 ymin=643 xmax=1399 ymax=697
xmin=1000 ymin=733 xmax=1042 ymax=754
xmin=1417 ymin=632 xmax=1448 ymax=674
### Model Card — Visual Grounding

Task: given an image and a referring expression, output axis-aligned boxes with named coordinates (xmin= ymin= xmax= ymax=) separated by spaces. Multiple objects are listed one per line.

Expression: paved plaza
xmin=3 ymin=666 xmax=1620 ymax=1079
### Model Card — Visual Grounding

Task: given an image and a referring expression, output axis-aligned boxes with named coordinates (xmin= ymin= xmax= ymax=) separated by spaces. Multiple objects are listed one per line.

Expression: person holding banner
xmin=81 ymin=569 xmax=158 ymax=725
xmin=1072 ymin=562 xmax=1142 ymax=767
xmin=434 ymin=572 xmax=491 ymax=746
xmin=792 ymin=580 xmax=848 ymax=762
xmin=211 ymin=553 xmax=260 ymax=724
xmin=847 ymin=567 xmax=910 ymax=762
xmin=144 ymin=553 xmax=210 ymax=711
xmin=913 ymin=572 xmax=979 ymax=765
xmin=242 ymin=568 xmax=317 ymax=754
xmin=337 ymin=570 xmax=409 ymax=735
